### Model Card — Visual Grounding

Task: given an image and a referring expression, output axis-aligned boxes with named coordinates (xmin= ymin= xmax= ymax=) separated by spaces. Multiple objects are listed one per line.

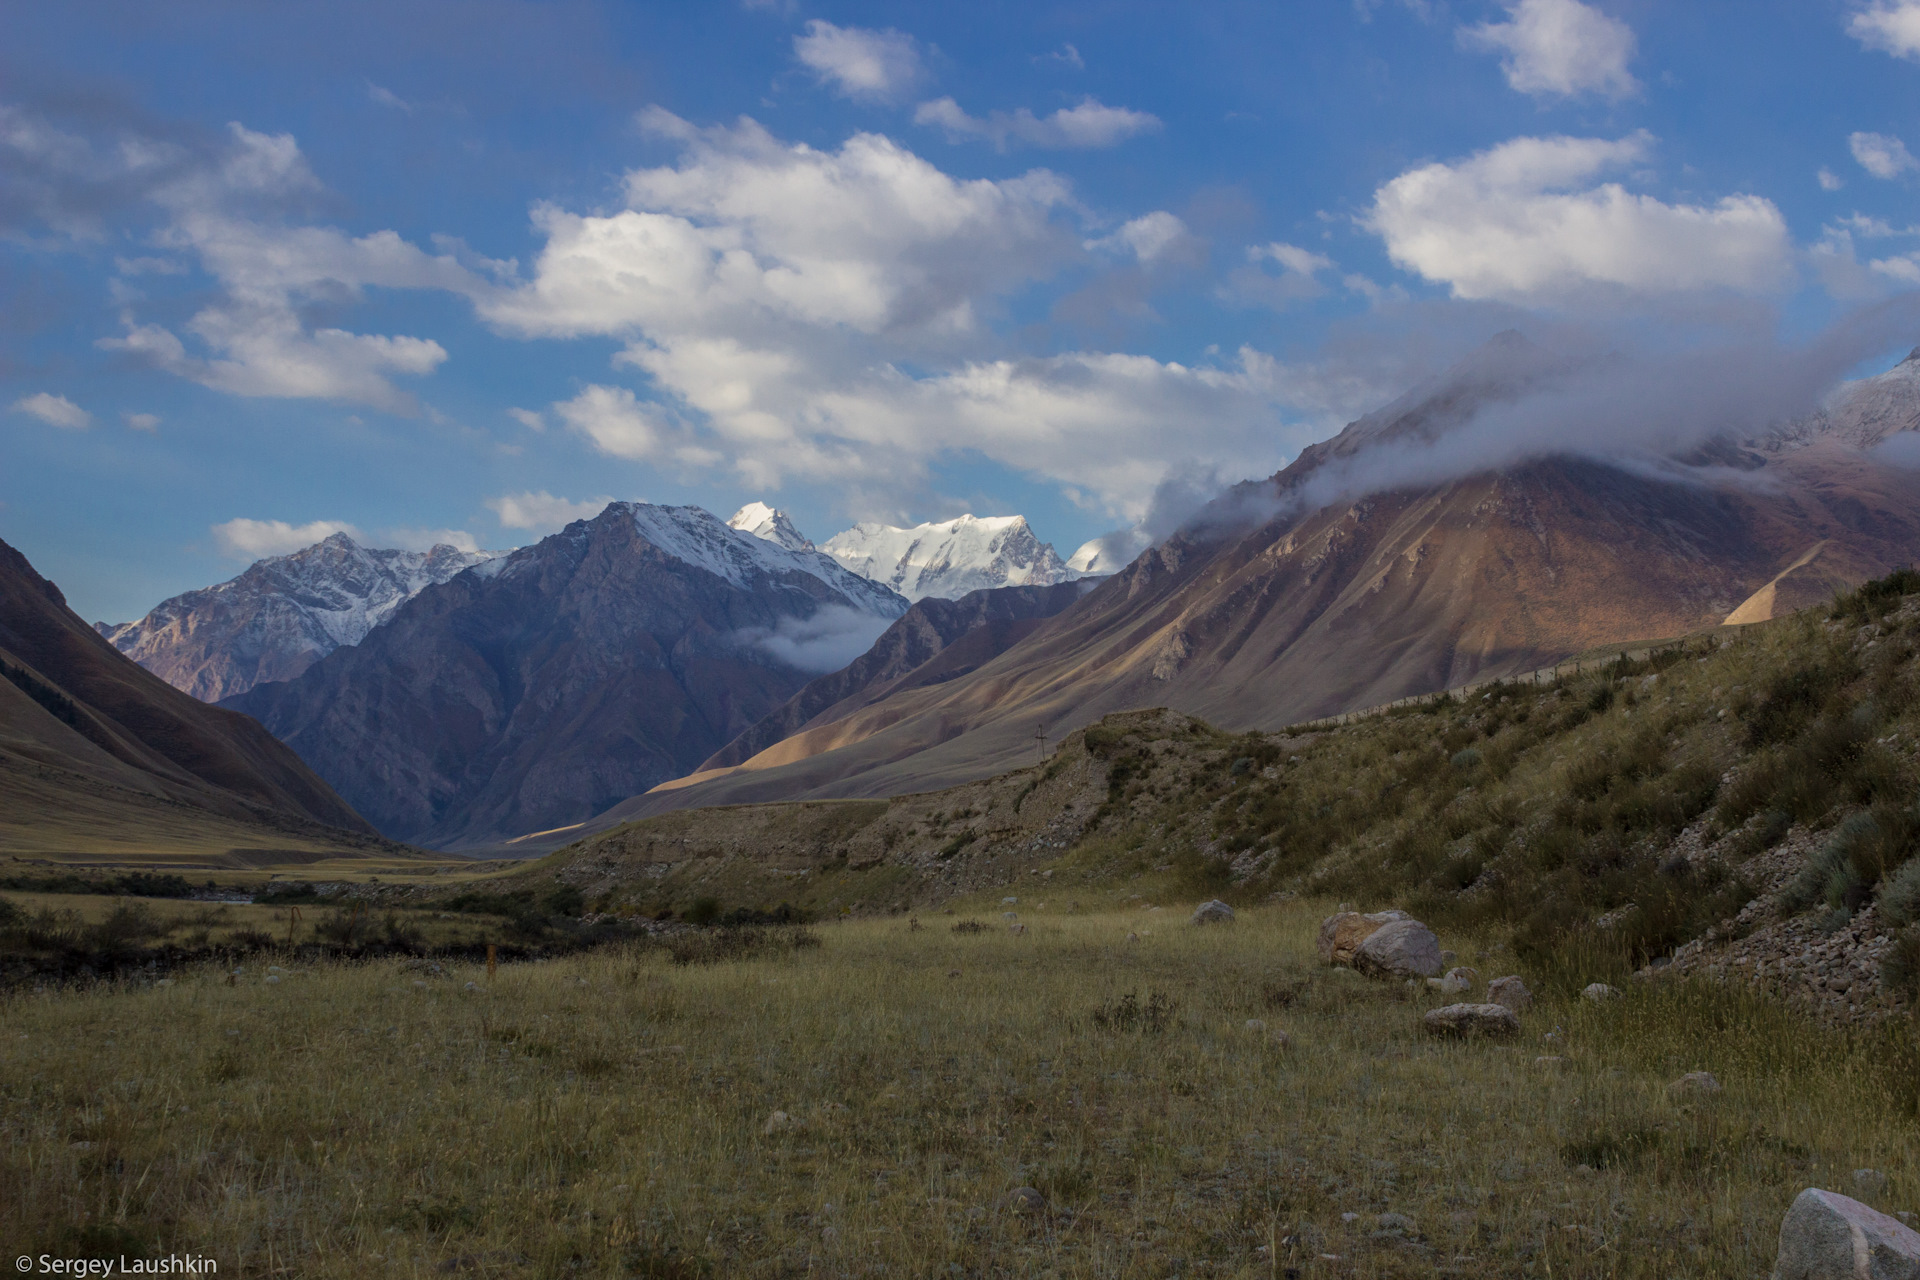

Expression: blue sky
xmin=5 ymin=0 xmax=1920 ymax=623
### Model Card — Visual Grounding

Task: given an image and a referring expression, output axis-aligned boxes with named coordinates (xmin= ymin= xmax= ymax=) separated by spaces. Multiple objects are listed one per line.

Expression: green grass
xmin=1 ymin=902 xmax=1912 ymax=1277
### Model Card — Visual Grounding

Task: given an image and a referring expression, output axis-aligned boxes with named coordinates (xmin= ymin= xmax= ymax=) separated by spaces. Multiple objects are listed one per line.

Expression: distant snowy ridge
xmin=99 ymin=533 xmax=506 ymax=702
xmin=821 ymin=514 xmax=1080 ymax=602
xmin=486 ymin=501 xmax=907 ymax=621
xmin=728 ymin=502 xmax=815 ymax=552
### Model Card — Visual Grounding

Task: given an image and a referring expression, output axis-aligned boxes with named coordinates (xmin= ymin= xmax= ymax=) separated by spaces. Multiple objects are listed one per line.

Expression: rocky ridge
xmin=98 ymin=534 xmax=504 ymax=702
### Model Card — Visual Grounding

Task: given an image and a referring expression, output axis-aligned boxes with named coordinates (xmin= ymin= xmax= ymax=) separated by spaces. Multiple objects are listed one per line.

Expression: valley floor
xmin=3 ymin=902 xmax=1913 ymax=1278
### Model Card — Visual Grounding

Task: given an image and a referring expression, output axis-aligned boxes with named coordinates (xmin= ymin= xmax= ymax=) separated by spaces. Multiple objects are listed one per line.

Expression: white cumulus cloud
xmin=1851 ymin=131 xmax=1918 ymax=179
xmin=10 ymin=392 xmax=91 ymax=430
xmin=123 ymin=412 xmax=161 ymax=431
xmin=552 ymin=384 xmax=675 ymax=461
xmin=1085 ymin=212 xmax=1195 ymax=263
xmin=1850 ymin=1 xmax=1920 ymax=59
xmin=913 ymin=97 xmax=1162 ymax=150
xmin=81 ymin=123 xmax=482 ymax=413
xmin=1365 ymin=132 xmax=1793 ymax=304
xmin=506 ymin=407 xmax=544 ymax=431
xmin=486 ymin=490 xmax=613 ymax=530
xmin=212 ymin=517 xmax=359 ymax=558
xmin=1460 ymin=0 xmax=1638 ymax=99
xmin=793 ymin=21 xmax=924 ymax=103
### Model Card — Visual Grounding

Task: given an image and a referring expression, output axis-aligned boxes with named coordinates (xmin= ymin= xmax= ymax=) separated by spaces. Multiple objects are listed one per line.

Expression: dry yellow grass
xmin=3 ymin=900 xmax=1913 ymax=1278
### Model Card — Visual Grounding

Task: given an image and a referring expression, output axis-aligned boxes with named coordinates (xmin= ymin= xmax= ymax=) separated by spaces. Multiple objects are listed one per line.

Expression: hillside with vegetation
xmin=483 ymin=571 xmax=1920 ymax=1020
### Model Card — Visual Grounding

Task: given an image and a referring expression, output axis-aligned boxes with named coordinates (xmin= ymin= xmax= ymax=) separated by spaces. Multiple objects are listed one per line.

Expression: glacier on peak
xmin=820 ymin=514 xmax=1081 ymax=602
xmin=727 ymin=502 xmax=816 ymax=552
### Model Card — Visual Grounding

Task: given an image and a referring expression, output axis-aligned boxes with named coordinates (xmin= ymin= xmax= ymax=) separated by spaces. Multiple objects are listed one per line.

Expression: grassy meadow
xmin=3 ymin=901 xmax=1913 ymax=1278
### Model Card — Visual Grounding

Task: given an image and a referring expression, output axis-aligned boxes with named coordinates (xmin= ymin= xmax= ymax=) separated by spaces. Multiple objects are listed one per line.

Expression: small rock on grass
xmin=1003 ymin=1187 xmax=1046 ymax=1214
xmin=1582 ymin=983 xmax=1620 ymax=1001
xmin=1422 ymin=1003 xmax=1521 ymax=1038
xmin=1772 ymin=1188 xmax=1920 ymax=1280
xmin=1670 ymin=1071 xmax=1722 ymax=1096
xmin=762 ymin=1110 xmax=796 ymax=1136
xmin=1855 ymin=1169 xmax=1890 ymax=1196
xmin=1488 ymin=975 xmax=1532 ymax=1012
xmin=1191 ymin=899 xmax=1235 ymax=925
xmin=1535 ymin=1055 xmax=1567 ymax=1069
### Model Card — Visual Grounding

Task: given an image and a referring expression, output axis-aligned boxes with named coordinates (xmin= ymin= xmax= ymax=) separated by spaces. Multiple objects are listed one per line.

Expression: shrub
xmin=950 ymin=920 xmax=987 ymax=934
xmin=1884 ymin=925 xmax=1920 ymax=999
xmin=684 ymin=896 xmax=721 ymax=926
xmin=1450 ymin=748 xmax=1482 ymax=772
xmin=1091 ymin=991 xmax=1175 ymax=1034
xmin=1882 ymin=858 xmax=1920 ymax=929
xmin=664 ymin=926 xmax=820 ymax=966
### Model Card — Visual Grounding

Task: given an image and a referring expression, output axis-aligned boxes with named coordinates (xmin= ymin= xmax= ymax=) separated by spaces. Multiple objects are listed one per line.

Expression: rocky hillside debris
xmin=1487 ymin=975 xmax=1532 ymax=1011
xmin=1771 ymin=1188 xmax=1920 ymax=1280
xmin=1191 ymin=899 xmax=1234 ymax=925
xmin=1661 ymin=902 xmax=1906 ymax=1024
xmin=1422 ymin=1003 xmax=1520 ymax=1038
xmin=1316 ymin=909 xmax=1408 ymax=965
xmin=1353 ymin=918 xmax=1443 ymax=979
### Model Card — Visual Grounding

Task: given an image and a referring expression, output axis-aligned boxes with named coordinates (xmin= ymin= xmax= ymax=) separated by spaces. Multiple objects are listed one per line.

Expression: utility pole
xmin=1035 ymin=724 xmax=1047 ymax=766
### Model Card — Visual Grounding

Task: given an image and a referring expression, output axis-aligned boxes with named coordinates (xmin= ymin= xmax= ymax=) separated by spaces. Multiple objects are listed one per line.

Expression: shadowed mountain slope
xmin=0 ymin=536 xmax=381 ymax=854
xmin=687 ymin=579 xmax=1100 ymax=779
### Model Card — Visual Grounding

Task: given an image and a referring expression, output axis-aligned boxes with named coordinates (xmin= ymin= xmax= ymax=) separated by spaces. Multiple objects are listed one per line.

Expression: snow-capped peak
xmin=820 ymin=513 xmax=1079 ymax=601
xmin=618 ymin=503 xmax=905 ymax=618
xmin=728 ymin=502 xmax=816 ymax=552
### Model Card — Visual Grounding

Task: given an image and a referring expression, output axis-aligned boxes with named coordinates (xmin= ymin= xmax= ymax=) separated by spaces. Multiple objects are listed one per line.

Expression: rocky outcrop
xmin=1772 ymin=1188 xmax=1920 ymax=1280
xmin=226 ymin=504 xmax=907 ymax=849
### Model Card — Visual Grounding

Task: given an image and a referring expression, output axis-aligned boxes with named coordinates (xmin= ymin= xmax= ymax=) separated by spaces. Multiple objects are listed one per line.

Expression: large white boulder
xmin=1772 ymin=1187 xmax=1920 ymax=1280
xmin=1354 ymin=918 xmax=1443 ymax=979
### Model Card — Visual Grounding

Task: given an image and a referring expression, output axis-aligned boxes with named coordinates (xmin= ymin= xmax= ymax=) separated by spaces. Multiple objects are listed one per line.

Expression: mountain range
xmin=224 ymin=502 xmax=909 ymax=848
xmin=582 ymin=336 xmax=1920 ymax=827
xmin=0 ymin=536 xmax=383 ymax=859
xmin=98 ymin=535 xmax=502 ymax=702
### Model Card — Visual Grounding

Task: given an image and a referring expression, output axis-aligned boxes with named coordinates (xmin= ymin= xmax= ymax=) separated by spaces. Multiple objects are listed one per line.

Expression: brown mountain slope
xmin=583 ymin=348 xmax=1920 ymax=829
xmin=0 ymin=536 xmax=385 ymax=857
xmin=678 ymin=579 xmax=1098 ymax=783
